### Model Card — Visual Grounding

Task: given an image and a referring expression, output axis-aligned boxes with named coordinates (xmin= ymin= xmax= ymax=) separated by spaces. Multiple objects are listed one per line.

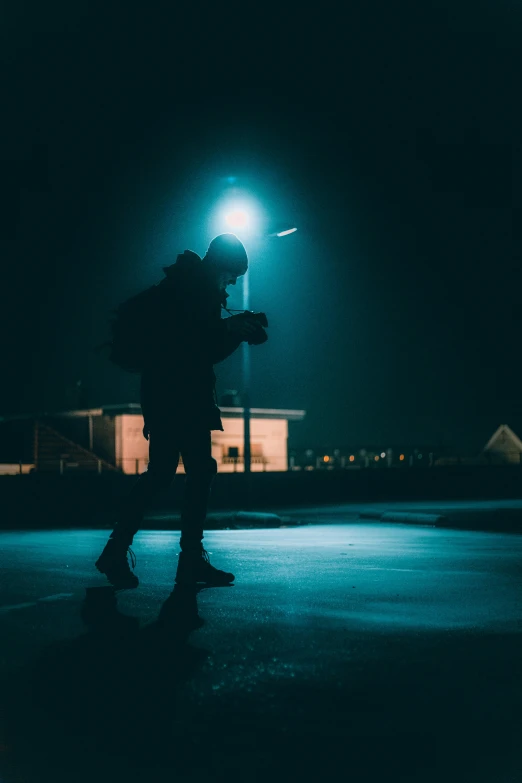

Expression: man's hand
xmin=224 ymin=314 xmax=263 ymax=341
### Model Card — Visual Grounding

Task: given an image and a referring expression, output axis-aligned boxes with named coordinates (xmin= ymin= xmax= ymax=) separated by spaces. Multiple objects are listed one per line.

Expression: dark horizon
xmin=2 ymin=2 xmax=519 ymax=454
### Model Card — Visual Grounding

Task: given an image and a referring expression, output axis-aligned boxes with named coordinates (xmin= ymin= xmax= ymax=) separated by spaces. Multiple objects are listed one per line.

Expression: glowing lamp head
xmin=211 ymin=192 xmax=264 ymax=238
xmin=225 ymin=210 xmax=249 ymax=230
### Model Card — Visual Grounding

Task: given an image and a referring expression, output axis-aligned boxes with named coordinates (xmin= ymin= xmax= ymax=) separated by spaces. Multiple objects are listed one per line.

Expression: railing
xmin=114 ymin=455 xmax=276 ymax=474
xmin=58 ymin=458 xmax=105 ymax=475
xmin=35 ymin=422 xmax=119 ymax=473
xmin=222 ymin=456 xmax=268 ymax=465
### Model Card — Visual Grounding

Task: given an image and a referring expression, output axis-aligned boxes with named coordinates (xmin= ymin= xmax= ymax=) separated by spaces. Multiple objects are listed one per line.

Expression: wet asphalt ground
xmin=1 ymin=520 xmax=521 ymax=782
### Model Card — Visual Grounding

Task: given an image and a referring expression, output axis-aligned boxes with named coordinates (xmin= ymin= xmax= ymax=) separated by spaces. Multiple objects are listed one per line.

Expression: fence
xmin=4 ymin=452 xmax=522 ymax=476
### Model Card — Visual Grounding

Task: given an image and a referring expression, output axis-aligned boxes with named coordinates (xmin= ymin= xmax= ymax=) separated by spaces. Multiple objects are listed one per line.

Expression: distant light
xmin=276 ymin=227 xmax=297 ymax=237
xmin=226 ymin=176 xmax=237 ymax=184
xmin=380 ymin=452 xmax=386 ymax=458
xmin=375 ymin=455 xmax=380 ymax=461
xmin=323 ymin=455 xmax=330 ymax=462
xmin=399 ymin=454 xmax=405 ymax=461
xmin=349 ymin=455 xmax=355 ymax=462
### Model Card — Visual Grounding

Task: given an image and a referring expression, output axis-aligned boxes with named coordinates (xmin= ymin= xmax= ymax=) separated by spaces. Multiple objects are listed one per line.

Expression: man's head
xmin=204 ymin=233 xmax=248 ymax=291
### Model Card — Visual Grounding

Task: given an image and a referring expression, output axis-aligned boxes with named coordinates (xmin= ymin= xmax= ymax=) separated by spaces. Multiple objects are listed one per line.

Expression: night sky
xmin=2 ymin=2 xmax=519 ymax=453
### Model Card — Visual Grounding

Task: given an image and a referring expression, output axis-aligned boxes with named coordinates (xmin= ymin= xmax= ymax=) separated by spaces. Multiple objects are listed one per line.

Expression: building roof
xmin=0 ymin=404 xmax=306 ymax=423
xmin=483 ymin=424 xmax=522 ymax=454
xmin=220 ymin=407 xmax=306 ymax=421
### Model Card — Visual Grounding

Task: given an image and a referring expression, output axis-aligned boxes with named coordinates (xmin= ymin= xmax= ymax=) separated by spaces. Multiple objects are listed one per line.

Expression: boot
xmin=175 ymin=545 xmax=235 ymax=586
xmin=95 ymin=538 xmax=139 ymax=589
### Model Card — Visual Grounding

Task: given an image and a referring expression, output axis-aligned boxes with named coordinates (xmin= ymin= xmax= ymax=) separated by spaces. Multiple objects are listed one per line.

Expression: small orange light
xmin=399 ymin=454 xmax=405 ymax=461
xmin=375 ymin=455 xmax=380 ymax=461
xmin=349 ymin=455 xmax=355 ymax=462
xmin=323 ymin=455 xmax=330 ymax=463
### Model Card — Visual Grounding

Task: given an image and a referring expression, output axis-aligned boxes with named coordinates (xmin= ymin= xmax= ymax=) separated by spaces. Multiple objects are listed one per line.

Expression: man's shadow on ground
xmin=9 ymin=584 xmax=230 ymax=779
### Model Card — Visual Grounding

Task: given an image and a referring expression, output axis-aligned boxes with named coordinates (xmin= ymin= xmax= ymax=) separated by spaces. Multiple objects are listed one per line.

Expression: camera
xmin=242 ymin=311 xmax=268 ymax=345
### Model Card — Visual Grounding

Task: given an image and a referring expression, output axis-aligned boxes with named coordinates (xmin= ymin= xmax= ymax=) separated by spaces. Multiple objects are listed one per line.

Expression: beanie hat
xmin=204 ymin=233 xmax=248 ymax=276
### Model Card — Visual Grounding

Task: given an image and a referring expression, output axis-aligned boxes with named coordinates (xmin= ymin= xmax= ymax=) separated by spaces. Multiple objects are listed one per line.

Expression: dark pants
xmin=111 ymin=425 xmax=217 ymax=549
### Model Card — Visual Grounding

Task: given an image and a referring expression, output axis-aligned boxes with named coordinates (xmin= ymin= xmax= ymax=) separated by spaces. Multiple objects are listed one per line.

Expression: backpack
xmin=98 ymin=251 xmax=204 ymax=372
xmin=102 ymin=285 xmax=162 ymax=373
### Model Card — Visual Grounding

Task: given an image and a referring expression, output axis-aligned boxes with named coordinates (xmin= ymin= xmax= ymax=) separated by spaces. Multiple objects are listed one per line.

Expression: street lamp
xmin=216 ymin=194 xmax=264 ymax=238
xmin=234 ymin=225 xmax=297 ymax=498
xmin=225 ymin=209 xmax=249 ymax=231
xmin=216 ymin=196 xmax=296 ymax=500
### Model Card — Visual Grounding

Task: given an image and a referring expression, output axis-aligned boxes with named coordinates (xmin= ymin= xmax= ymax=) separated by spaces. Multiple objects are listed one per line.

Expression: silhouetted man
xmin=95 ymin=234 xmax=265 ymax=589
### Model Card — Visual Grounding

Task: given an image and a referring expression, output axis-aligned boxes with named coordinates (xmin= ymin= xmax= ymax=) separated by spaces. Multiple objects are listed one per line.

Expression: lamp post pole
xmin=242 ymin=270 xmax=252 ymax=504
xmin=217 ymin=208 xmax=296 ymax=507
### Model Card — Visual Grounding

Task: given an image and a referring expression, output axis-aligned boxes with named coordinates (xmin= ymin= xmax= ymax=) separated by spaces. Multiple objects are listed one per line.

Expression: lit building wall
xmin=0 ymin=463 xmax=35 ymax=475
xmin=115 ymin=415 xmax=150 ymax=474
xmin=212 ymin=418 xmax=288 ymax=472
xmin=115 ymin=414 xmax=289 ymax=474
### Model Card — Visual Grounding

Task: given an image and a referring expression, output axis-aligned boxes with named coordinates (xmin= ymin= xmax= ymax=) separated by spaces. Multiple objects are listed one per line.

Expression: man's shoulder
xmin=160 ymin=260 xmax=211 ymax=289
xmin=157 ymin=267 xmax=221 ymax=318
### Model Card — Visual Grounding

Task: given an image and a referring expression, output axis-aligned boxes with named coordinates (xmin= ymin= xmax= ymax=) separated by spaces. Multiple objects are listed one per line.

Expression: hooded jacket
xmin=140 ymin=250 xmax=243 ymax=437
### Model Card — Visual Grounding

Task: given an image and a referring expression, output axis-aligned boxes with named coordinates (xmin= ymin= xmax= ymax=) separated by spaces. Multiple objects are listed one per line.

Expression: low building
xmin=434 ymin=424 xmax=522 ymax=466
xmin=102 ymin=404 xmax=305 ymax=474
xmin=0 ymin=404 xmax=306 ymax=474
xmin=482 ymin=424 xmax=522 ymax=465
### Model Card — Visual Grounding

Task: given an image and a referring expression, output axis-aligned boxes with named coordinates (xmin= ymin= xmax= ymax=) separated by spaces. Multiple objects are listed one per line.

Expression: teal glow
xmin=211 ymin=192 xmax=266 ymax=240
